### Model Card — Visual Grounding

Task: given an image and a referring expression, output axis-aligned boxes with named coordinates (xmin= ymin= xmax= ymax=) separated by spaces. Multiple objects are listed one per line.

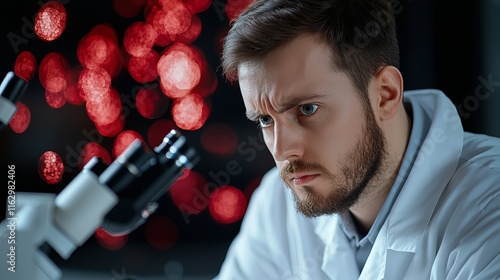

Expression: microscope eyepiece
xmin=0 ymin=71 xmax=28 ymax=128
xmin=100 ymin=129 xmax=199 ymax=235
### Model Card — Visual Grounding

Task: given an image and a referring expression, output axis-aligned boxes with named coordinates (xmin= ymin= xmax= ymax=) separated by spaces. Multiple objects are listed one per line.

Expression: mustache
xmin=279 ymin=160 xmax=330 ymax=179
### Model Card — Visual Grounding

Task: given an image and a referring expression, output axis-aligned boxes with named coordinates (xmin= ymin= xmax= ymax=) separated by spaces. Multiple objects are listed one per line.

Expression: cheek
xmin=306 ymin=108 xmax=365 ymax=169
xmin=262 ymin=129 xmax=274 ymax=151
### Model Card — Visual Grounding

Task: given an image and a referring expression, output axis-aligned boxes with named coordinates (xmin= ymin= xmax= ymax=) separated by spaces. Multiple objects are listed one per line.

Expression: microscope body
xmin=0 ymin=130 xmax=198 ymax=280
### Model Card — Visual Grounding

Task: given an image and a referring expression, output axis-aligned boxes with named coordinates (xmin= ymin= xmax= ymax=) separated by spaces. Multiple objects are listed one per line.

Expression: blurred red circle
xmin=45 ymin=90 xmax=66 ymax=108
xmin=95 ymin=228 xmax=128 ymax=250
xmin=14 ymin=51 xmax=36 ymax=81
xmin=144 ymin=215 xmax=178 ymax=250
xmin=34 ymin=1 xmax=67 ymax=42
xmin=209 ymin=186 xmax=247 ymax=224
xmin=38 ymin=151 xmax=64 ymax=184
xmin=171 ymin=92 xmax=209 ymax=131
xmin=169 ymin=169 xmax=209 ymax=214
xmin=225 ymin=0 xmax=254 ymax=22
xmin=95 ymin=115 xmax=125 ymax=138
xmin=147 ymin=119 xmax=176 ymax=148
xmin=79 ymin=142 xmax=112 ymax=170
xmin=127 ymin=50 xmax=159 ymax=83
xmin=39 ymin=52 xmax=69 ymax=93
xmin=112 ymin=130 xmax=144 ymax=158
xmin=201 ymin=123 xmax=238 ymax=156
xmin=136 ymin=88 xmax=169 ymax=119
xmin=123 ymin=22 xmax=157 ymax=57
xmin=157 ymin=43 xmax=202 ymax=98
xmin=9 ymin=102 xmax=31 ymax=133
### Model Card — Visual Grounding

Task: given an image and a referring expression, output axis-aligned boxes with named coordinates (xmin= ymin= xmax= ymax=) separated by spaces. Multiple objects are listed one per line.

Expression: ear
xmin=370 ymin=66 xmax=404 ymax=121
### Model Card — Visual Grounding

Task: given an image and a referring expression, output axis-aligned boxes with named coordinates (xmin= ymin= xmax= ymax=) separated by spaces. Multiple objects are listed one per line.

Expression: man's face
xmin=238 ymin=35 xmax=387 ymax=217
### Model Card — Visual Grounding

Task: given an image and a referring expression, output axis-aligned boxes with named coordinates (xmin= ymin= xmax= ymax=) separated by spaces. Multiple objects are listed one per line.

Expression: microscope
xmin=0 ymin=72 xmax=200 ymax=279
xmin=0 ymin=71 xmax=27 ymax=129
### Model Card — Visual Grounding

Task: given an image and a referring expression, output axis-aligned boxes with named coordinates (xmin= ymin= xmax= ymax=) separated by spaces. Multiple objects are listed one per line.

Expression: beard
xmin=279 ymin=105 xmax=387 ymax=218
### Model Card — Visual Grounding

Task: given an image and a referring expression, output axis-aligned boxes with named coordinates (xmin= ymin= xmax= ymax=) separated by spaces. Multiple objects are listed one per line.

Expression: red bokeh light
xmin=127 ymin=50 xmax=159 ymax=83
xmin=79 ymin=142 xmax=112 ymax=170
xmin=45 ymin=90 xmax=66 ymax=108
xmin=209 ymin=185 xmax=247 ymax=224
xmin=86 ymin=87 xmax=122 ymax=126
xmin=9 ymin=102 xmax=30 ymax=133
xmin=14 ymin=51 xmax=36 ymax=82
xmin=39 ymin=52 xmax=69 ymax=93
xmin=77 ymin=26 xmax=123 ymax=78
xmin=147 ymin=119 xmax=176 ymax=148
xmin=136 ymin=88 xmax=169 ymax=119
xmin=91 ymin=24 xmax=119 ymax=43
xmin=123 ymin=22 xmax=157 ymax=57
xmin=95 ymin=114 xmax=125 ymax=138
xmin=157 ymin=44 xmax=201 ymax=98
xmin=144 ymin=215 xmax=178 ymax=250
xmin=146 ymin=6 xmax=174 ymax=47
xmin=183 ymin=0 xmax=212 ymax=14
xmin=174 ymin=14 xmax=202 ymax=45
xmin=113 ymin=0 xmax=144 ymax=18
xmin=112 ymin=130 xmax=144 ymax=158
xmin=225 ymin=0 xmax=254 ymax=22
xmin=169 ymin=169 xmax=209 ymax=214
xmin=34 ymin=1 xmax=67 ymax=42
xmin=77 ymin=34 xmax=108 ymax=69
xmin=63 ymin=67 xmax=85 ymax=105
xmin=38 ymin=151 xmax=64 ymax=185
xmin=201 ymin=123 xmax=238 ymax=156
xmin=77 ymin=67 xmax=112 ymax=102
xmin=171 ymin=92 xmax=209 ymax=131
xmin=191 ymin=46 xmax=218 ymax=97
xmin=95 ymin=228 xmax=128 ymax=250
xmin=152 ymin=1 xmax=192 ymax=36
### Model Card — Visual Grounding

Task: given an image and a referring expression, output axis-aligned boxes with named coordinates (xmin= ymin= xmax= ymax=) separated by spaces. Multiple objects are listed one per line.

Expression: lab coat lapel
xmin=361 ymin=90 xmax=464 ymax=280
xmin=313 ymin=90 xmax=464 ymax=280
xmin=359 ymin=223 xmax=416 ymax=280
xmin=386 ymin=90 xmax=463 ymax=252
xmin=315 ymin=217 xmax=360 ymax=280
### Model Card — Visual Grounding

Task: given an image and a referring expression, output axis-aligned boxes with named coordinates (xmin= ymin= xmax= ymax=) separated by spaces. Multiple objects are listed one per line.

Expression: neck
xmin=349 ymin=107 xmax=412 ymax=233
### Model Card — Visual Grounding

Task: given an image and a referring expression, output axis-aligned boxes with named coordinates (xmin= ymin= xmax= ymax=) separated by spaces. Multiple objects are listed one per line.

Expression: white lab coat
xmin=215 ymin=89 xmax=500 ymax=280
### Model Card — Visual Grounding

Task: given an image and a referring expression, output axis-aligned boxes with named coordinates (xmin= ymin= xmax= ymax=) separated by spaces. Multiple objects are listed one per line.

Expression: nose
xmin=270 ymin=121 xmax=304 ymax=162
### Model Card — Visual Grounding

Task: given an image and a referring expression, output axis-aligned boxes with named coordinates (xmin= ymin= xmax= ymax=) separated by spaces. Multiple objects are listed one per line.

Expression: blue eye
xmin=299 ymin=104 xmax=318 ymax=116
xmin=258 ymin=115 xmax=273 ymax=128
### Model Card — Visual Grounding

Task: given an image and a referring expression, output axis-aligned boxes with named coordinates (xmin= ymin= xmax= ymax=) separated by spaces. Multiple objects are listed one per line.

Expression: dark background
xmin=0 ymin=0 xmax=499 ymax=279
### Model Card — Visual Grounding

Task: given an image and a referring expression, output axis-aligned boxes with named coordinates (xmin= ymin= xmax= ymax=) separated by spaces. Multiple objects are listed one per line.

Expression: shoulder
xmin=436 ymin=132 xmax=500 ymax=237
xmin=244 ymin=167 xmax=292 ymax=221
xmin=460 ymin=132 xmax=500 ymax=174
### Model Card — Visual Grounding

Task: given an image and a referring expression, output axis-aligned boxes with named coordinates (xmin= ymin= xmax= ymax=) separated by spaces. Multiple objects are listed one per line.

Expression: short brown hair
xmin=222 ymin=0 xmax=400 ymax=95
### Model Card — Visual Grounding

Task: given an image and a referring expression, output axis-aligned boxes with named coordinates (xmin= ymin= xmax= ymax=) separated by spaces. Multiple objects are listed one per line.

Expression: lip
xmin=290 ymin=173 xmax=319 ymax=186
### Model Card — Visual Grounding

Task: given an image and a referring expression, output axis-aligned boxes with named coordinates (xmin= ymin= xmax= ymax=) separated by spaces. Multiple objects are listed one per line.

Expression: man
xmin=215 ymin=0 xmax=500 ymax=279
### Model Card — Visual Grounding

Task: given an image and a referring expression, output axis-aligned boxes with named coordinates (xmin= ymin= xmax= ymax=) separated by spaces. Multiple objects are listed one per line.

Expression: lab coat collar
xmin=314 ymin=215 xmax=360 ymax=280
xmin=313 ymin=89 xmax=464 ymax=279
xmin=383 ymin=89 xmax=463 ymax=252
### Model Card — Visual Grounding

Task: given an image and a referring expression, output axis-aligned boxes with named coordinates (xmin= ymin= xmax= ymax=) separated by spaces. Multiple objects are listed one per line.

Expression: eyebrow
xmin=246 ymin=94 xmax=328 ymax=121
